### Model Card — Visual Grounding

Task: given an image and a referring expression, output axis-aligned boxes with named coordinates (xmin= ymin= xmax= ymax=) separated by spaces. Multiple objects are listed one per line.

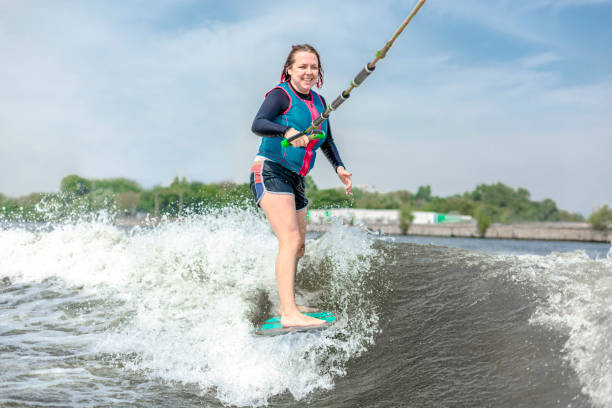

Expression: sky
xmin=1 ymin=0 xmax=611 ymax=215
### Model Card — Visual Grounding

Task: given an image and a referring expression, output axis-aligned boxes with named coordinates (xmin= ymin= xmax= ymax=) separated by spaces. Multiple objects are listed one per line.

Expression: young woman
xmin=250 ymin=44 xmax=352 ymax=328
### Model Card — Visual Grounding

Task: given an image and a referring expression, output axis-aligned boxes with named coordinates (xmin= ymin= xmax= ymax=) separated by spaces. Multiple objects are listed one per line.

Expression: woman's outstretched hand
xmin=336 ymin=166 xmax=352 ymax=195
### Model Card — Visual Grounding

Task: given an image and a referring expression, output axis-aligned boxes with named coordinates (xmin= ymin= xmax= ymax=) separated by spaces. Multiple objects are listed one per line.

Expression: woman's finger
xmin=345 ymin=177 xmax=352 ymax=195
xmin=338 ymin=169 xmax=352 ymax=195
xmin=292 ymin=135 xmax=309 ymax=147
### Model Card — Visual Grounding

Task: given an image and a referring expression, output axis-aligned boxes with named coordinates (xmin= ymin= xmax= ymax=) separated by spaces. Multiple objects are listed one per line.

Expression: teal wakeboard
xmin=257 ymin=311 xmax=336 ymax=336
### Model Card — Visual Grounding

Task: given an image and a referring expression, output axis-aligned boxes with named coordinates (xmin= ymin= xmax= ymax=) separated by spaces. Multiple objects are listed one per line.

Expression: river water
xmin=1 ymin=210 xmax=611 ymax=407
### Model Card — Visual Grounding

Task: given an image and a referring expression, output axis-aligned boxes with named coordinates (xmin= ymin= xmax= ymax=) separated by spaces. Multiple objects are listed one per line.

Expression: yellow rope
xmin=369 ymin=0 xmax=427 ymax=68
xmin=304 ymin=0 xmax=426 ymax=136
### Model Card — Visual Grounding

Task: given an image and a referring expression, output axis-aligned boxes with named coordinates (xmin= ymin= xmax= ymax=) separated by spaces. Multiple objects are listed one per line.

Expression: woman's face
xmin=287 ymin=51 xmax=319 ymax=94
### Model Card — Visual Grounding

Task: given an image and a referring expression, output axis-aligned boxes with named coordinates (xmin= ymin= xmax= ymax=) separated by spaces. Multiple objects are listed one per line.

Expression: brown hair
xmin=280 ymin=44 xmax=324 ymax=88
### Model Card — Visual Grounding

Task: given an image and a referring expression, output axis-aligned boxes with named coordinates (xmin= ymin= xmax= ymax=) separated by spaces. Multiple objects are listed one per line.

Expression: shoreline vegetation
xmin=1 ymin=174 xmax=611 ymax=242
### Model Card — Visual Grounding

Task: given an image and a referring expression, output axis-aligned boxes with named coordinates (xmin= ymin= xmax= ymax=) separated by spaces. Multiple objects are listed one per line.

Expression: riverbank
xmin=304 ymin=209 xmax=611 ymax=243
xmin=307 ymin=221 xmax=612 ymax=243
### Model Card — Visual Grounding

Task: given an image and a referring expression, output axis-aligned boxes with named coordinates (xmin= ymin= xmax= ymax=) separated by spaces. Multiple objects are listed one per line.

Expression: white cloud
xmin=520 ymin=52 xmax=562 ymax=68
xmin=425 ymin=1 xmax=550 ymax=45
xmin=1 ymin=2 xmax=297 ymax=193
xmin=0 ymin=1 xmax=610 ymax=214
xmin=524 ymin=0 xmax=612 ymax=9
xmin=310 ymin=51 xmax=612 ymax=214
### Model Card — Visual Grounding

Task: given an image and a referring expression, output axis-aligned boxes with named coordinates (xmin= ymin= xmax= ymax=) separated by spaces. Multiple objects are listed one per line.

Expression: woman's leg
xmin=259 ymin=194 xmax=323 ymax=327
xmin=294 ymin=207 xmax=319 ymax=313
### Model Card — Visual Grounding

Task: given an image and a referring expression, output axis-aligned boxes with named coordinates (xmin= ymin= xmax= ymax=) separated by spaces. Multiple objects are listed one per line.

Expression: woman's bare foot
xmin=280 ymin=309 xmax=325 ymax=328
xmin=278 ymin=305 xmax=320 ymax=315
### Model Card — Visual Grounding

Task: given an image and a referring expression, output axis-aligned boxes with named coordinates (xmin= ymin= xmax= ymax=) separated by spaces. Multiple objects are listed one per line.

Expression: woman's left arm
xmin=320 ymin=117 xmax=352 ymax=195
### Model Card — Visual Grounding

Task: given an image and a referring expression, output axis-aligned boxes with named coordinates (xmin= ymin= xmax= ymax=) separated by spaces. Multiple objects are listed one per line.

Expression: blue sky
xmin=1 ymin=0 xmax=611 ymax=215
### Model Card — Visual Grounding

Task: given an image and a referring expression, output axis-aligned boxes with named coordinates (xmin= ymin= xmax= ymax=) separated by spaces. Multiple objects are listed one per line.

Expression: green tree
xmin=60 ymin=175 xmax=92 ymax=196
xmin=471 ymin=182 xmax=524 ymax=208
xmin=415 ymin=185 xmax=432 ymax=202
xmin=559 ymin=210 xmax=584 ymax=222
xmin=388 ymin=190 xmax=412 ymax=206
xmin=91 ymin=178 xmax=142 ymax=193
xmin=399 ymin=203 xmax=414 ymax=235
xmin=532 ymin=199 xmax=560 ymax=222
xmin=305 ymin=175 xmax=318 ymax=192
xmin=170 ymin=176 xmax=188 ymax=188
xmin=309 ymin=188 xmax=351 ymax=209
xmin=588 ymin=205 xmax=612 ymax=231
xmin=421 ymin=196 xmax=476 ymax=215
xmin=475 ymin=206 xmax=493 ymax=237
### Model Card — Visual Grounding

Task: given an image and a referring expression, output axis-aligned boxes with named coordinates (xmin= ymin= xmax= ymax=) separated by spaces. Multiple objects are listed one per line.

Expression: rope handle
xmin=281 ymin=130 xmax=325 ymax=148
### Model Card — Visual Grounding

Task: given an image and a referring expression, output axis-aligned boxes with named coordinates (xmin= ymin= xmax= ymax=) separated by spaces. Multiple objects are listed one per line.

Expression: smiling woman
xmin=281 ymin=44 xmax=324 ymax=93
xmin=248 ymin=44 xmax=352 ymax=330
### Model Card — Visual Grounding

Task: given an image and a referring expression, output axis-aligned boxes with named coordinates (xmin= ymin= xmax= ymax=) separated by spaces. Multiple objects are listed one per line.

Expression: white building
xmin=307 ymin=209 xmax=473 ymax=225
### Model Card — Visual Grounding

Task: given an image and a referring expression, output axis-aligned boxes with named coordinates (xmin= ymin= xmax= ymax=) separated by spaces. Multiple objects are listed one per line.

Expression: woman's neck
xmin=289 ymin=81 xmax=312 ymax=100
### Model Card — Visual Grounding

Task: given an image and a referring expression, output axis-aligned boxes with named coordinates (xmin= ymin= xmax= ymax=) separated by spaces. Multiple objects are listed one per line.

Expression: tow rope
xmin=282 ymin=0 xmax=427 ymax=147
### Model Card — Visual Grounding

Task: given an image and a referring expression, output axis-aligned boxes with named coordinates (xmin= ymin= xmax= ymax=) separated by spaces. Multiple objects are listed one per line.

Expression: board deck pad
xmin=257 ymin=311 xmax=336 ymax=336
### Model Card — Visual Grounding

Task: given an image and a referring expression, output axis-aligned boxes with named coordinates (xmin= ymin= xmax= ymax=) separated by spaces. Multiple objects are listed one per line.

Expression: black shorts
xmin=249 ymin=157 xmax=309 ymax=211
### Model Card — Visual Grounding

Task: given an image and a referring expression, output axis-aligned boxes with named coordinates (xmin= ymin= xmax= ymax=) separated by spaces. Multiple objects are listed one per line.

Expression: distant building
xmin=307 ymin=209 xmax=473 ymax=225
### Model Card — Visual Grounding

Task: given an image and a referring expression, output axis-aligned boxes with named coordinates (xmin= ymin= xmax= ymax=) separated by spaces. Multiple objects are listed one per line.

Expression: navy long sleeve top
xmin=251 ymin=86 xmax=345 ymax=171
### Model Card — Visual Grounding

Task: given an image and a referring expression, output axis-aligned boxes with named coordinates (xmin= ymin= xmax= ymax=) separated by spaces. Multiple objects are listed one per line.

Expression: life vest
xmin=256 ymin=82 xmax=328 ymax=176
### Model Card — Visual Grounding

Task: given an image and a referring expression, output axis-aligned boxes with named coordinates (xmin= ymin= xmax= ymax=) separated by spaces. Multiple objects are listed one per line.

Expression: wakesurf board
xmin=256 ymin=311 xmax=336 ymax=336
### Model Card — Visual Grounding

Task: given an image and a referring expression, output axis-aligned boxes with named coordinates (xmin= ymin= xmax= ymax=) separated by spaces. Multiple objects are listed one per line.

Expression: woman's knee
xmin=279 ymin=230 xmax=303 ymax=254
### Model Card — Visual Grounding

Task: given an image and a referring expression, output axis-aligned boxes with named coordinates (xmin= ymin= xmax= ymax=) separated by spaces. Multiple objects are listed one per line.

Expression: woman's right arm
xmin=251 ymin=89 xmax=292 ymax=137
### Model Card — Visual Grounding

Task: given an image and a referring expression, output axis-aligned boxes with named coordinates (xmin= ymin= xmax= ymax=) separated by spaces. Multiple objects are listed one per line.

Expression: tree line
xmin=1 ymin=174 xmax=610 ymax=230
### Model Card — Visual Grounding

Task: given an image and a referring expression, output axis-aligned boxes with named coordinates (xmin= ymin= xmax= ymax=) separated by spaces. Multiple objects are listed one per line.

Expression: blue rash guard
xmin=251 ymin=82 xmax=345 ymax=175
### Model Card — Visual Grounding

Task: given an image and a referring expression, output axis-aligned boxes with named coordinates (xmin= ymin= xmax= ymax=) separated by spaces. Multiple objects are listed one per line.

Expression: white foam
xmin=0 ymin=223 xmax=133 ymax=287
xmin=502 ymin=250 xmax=612 ymax=408
xmin=1 ymin=208 xmax=385 ymax=406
